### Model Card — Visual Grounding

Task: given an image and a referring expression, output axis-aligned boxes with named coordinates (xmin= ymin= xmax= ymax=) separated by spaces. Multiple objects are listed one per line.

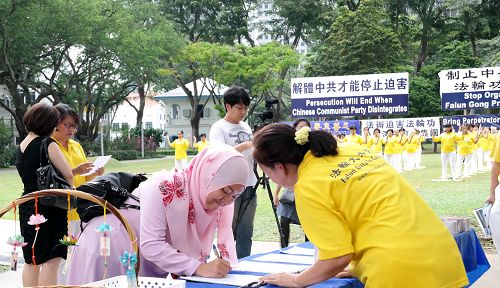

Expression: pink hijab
xmin=154 ymin=144 xmax=249 ymax=265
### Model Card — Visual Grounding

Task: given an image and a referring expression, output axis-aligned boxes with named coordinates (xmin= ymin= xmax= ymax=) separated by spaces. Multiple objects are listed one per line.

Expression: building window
xmin=172 ymin=104 xmax=180 ymax=119
xmin=145 ymin=122 xmax=152 ymax=129
xmin=122 ymin=123 xmax=129 ymax=130
xmin=112 ymin=123 xmax=120 ymax=130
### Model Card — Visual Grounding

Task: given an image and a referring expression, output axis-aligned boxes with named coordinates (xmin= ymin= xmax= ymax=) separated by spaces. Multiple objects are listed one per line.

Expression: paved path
xmin=0 ymin=219 xmax=498 ymax=287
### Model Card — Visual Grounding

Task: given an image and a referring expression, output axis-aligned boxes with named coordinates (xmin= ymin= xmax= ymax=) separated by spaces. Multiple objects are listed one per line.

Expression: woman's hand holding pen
xmin=194 ymin=258 xmax=231 ymax=278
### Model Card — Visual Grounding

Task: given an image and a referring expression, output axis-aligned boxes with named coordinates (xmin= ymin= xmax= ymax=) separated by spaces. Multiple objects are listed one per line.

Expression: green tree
xmin=160 ymin=0 xmax=256 ymax=45
xmin=409 ymin=40 xmax=481 ymax=116
xmin=305 ymin=0 xmax=408 ymax=77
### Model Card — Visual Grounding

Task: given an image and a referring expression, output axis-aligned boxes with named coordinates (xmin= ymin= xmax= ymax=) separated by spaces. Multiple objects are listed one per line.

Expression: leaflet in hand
xmin=81 ymin=155 xmax=112 ymax=176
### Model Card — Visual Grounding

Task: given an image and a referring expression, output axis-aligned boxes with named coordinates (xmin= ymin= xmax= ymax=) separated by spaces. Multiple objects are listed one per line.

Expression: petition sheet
xmin=81 ymin=155 xmax=112 ymax=176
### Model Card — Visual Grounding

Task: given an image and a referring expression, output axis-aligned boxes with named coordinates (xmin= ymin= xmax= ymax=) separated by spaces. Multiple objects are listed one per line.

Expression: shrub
xmin=110 ymin=150 xmax=140 ymax=160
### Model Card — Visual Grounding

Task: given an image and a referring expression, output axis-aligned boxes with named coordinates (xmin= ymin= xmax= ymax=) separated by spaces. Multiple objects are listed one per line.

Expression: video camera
xmin=257 ymin=99 xmax=279 ymax=123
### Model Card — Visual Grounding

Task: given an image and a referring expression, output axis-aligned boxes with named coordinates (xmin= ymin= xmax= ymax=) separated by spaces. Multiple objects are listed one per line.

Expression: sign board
xmin=360 ymin=117 xmax=440 ymax=138
xmin=291 ymin=73 xmax=409 ymax=117
xmin=443 ymin=114 xmax=500 ymax=131
xmin=283 ymin=120 xmax=360 ymax=135
xmin=439 ymin=67 xmax=500 ymax=110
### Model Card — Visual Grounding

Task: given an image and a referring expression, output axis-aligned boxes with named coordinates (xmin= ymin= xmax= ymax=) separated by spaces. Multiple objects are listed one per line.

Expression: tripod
xmin=234 ymin=163 xmax=286 ymax=248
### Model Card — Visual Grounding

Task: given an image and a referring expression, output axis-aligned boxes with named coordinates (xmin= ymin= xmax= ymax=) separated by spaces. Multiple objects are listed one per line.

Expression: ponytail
xmin=253 ymin=124 xmax=337 ymax=167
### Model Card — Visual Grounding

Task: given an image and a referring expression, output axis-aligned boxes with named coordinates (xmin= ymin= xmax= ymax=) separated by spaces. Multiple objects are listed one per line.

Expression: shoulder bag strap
xmin=39 ymin=137 xmax=51 ymax=166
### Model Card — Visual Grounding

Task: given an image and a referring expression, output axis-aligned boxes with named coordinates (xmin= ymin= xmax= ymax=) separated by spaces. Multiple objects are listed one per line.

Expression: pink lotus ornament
xmin=27 ymin=214 xmax=47 ymax=226
xmin=7 ymin=235 xmax=27 ymax=247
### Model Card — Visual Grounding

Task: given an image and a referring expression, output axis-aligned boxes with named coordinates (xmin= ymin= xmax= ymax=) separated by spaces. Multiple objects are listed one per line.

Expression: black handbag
xmin=36 ymin=138 xmax=76 ymax=209
xmin=77 ymin=172 xmax=145 ymax=223
xmin=279 ymin=188 xmax=295 ymax=204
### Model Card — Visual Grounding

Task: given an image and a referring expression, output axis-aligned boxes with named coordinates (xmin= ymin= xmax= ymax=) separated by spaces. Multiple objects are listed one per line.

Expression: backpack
xmin=76 ymin=172 xmax=147 ymax=223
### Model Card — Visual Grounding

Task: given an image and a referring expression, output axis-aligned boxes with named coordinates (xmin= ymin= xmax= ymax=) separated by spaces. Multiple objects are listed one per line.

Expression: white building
xmin=111 ymin=92 xmax=166 ymax=136
xmin=154 ymin=78 xmax=229 ymax=138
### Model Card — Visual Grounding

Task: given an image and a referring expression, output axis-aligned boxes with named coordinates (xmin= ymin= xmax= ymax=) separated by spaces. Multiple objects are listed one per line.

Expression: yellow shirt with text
xmin=295 ymin=146 xmax=468 ymax=288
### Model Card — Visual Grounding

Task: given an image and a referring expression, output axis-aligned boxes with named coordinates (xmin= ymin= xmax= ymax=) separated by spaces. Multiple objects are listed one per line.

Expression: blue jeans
xmin=232 ymin=186 xmax=257 ymax=258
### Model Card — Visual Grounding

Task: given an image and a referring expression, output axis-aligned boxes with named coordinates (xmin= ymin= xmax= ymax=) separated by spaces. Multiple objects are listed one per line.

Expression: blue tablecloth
xmin=187 ymin=229 xmax=489 ymax=287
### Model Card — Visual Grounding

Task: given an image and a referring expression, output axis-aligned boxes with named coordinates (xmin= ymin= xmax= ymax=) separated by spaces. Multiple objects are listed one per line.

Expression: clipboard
xmin=473 ymin=204 xmax=492 ymax=239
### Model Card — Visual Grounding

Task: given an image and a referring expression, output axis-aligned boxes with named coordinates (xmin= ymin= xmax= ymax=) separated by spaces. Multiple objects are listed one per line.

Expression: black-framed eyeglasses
xmin=63 ymin=123 xmax=77 ymax=129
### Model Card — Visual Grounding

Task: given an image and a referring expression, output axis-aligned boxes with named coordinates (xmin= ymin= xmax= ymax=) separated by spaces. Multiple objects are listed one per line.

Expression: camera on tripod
xmin=257 ymin=99 xmax=279 ymax=123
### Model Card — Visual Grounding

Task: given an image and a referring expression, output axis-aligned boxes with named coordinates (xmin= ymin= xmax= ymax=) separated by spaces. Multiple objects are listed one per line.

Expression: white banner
xmin=439 ymin=66 xmax=500 ymax=110
xmin=291 ymin=72 xmax=409 ymax=117
xmin=360 ymin=117 xmax=440 ymax=138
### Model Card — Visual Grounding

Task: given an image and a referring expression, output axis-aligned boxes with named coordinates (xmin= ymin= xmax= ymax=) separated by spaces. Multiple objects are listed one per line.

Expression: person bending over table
xmin=66 ymin=145 xmax=249 ymax=284
xmin=253 ymin=124 xmax=468 ymax=288
xmin=487 ymin=130 xmax=500 ymax=257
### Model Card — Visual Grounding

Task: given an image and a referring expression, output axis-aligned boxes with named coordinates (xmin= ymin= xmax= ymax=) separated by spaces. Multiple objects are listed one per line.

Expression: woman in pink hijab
xmin=67 ymin=144 xmax=249 ymax=284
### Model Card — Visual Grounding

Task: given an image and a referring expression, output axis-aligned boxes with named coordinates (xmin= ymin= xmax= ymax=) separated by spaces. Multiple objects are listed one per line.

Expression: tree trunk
xmin=415 ymin=30 xmax=428 ymax=73
xmin=136 ymin=84 xmax=146 ymax=128
xmin=470 ymin=36 xmax=477 ymax=57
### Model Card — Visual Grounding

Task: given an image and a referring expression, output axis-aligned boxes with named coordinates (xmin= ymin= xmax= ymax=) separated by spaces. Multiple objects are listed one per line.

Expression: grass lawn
xmin=0 ymin=153 xmax=491 ymax=244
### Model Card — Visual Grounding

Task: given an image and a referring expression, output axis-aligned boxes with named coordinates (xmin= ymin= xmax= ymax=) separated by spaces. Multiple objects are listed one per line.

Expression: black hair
xmin=374 ymin=128 xmax=381 ymax=133
xmin=292 ymin=118 xmax=311 ymax=129
xmin=223 ymin=85 xmax=251 ymax=110
xmin=443 ymin=124 xmax=452 ymax=128
xmin=349 ymin=125 xmax=357 ymax=130
xmin=23 ymin=102 xmax=60 ymax=137
xmin=387 ymin=129 xmax=394 ymax=134
xmin=178 ymin=130 xmax=184 ymax=135
xmin=54 ymin=103 xmax=79 ymax=125
xmin=200 ymin=133 xmax=206 ymax=137
xmin=253 ymin=124 xmax=338 ymax=167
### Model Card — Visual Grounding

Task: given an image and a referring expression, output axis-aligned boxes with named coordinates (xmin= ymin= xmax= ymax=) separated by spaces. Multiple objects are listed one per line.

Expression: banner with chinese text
xmin=360 ymin=117 xmax=440 ymax=138
xmin=282 ymin=120 xmax=360 ymax=135
xmin=439 ymin=67 xmax=500 ymax=110
xmin=291 ymin=73 xmax=409 ymax=117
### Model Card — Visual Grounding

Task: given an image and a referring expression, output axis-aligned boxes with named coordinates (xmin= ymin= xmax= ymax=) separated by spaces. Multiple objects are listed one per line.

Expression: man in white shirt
xmin=209 ymin=86 xmax=256 ymax=258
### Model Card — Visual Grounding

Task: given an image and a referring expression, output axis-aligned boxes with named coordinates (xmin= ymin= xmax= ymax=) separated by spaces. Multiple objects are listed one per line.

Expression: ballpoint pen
xmin=212 ymin=244 xmax=221 ymax=258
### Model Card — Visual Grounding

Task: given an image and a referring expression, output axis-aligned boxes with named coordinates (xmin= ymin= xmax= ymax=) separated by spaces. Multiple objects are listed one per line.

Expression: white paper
xmin=231 ymin=260 xmax=309 ymax=274
xmin=253 ymin=253 xmax=314 ymax=265
xmin=81 ymin=155 xmax=112 ymax=176
xmin=280 ymin=246 xmax=315 ymax=256
xmin=181 ymin=274 xmax=260 ymax=286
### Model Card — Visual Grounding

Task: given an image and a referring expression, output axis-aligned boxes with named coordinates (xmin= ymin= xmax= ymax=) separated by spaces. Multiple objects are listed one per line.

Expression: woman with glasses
xmin=52 ymin=104 xmax=104 ymax=238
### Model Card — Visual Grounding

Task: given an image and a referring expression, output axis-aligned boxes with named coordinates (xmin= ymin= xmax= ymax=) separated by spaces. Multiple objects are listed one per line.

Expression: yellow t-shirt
xmin=393 ymin=134 xmax=407 ymax=154
xmin=295 ymin=146 xmax=468 ymax=288
xmin=488 ymin=133 xmax=496 ymax=152
xmin=360 ymin=136 xmax=373 ymax=150
xmin=170 ymin=138 xmax=189 ymax=160
xmin=477 ymin=135 xmax=489 ymax=150
xmin=53 ymin=138 xmax=88 ymax=221
xmin=194 ymin=140 xmax=209 ymax=153
xmin=490 ymin=133 xmax=500 ymax=162
xmin=344 ymin=134 xmax=363 ymax=145
xmin=457 ymin=133 xmax=475 ymax=155
xmin=371 ymin=136 xmax=383 ymax=154
xmin=406 ymin=136 xmax=419 ymax=153
xmin=433 ymin=132 xmax=460 ymax=153
xmin=383 ymin=136 xmax=396 ymax=155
